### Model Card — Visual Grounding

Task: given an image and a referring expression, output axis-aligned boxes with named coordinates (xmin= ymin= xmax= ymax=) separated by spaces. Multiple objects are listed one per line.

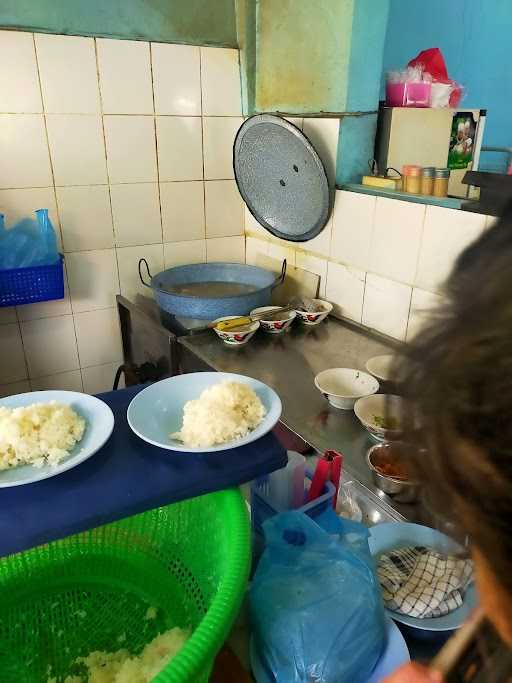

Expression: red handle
xmin=325 ymin=450 xmax=343 ymax=508
xmin=307 ymin=450 xmax=343 ymax=507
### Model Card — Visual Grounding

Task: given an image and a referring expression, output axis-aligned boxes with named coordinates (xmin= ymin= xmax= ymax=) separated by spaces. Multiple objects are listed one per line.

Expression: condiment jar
xmin=432 ymin=168 xmax=450 ymax=197
xmin=402 ymin=165 xmax=422 ymax=194
xmin=420 ymin=167 xmax=435 ymax=196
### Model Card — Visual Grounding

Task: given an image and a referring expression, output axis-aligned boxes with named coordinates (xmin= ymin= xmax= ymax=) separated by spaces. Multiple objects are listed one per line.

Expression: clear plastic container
xmin=251 ymin=470 xmax=336 ymax=561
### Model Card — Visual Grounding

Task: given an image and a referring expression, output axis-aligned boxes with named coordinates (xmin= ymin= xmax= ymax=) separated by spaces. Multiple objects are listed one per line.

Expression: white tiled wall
xmin=243 ymin=113 xmax=493 ymax=342
xmin=302 ymin=118 xmax=340 ymax=185
xmin=0 ymin=30 xmax=244 ymax=397
xmin=245 ymin=183 xmax=493 ymax=343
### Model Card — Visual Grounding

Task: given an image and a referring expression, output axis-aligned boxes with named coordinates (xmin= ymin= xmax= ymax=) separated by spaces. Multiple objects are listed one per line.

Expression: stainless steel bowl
xmin=367 ymin=442 xmax=420 ymax=503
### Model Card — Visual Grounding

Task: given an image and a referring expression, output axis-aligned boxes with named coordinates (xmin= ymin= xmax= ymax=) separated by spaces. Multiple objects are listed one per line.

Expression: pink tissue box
xmin=386 ymin=81 xmax=432 ymax=107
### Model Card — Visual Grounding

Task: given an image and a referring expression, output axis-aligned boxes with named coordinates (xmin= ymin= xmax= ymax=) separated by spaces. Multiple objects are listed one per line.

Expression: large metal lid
xmin=233 ymin=115 xmax=331 ymax=242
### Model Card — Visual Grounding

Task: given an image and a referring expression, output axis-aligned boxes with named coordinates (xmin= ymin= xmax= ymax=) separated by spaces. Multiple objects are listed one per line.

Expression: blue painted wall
xmin=346 ymin=0 xmax=389 ymax=112
xmin=382 ymin=0 xmax=512 ymax=171
xmin=336 ymin=113 xmax=378 ymax=185
xmin=0 ymin=0 xmax=237 ymax=46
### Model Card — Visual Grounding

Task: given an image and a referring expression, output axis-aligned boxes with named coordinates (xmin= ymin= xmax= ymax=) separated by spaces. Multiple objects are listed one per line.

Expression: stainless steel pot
xmin=367 ymin=442 xmax=420 ymax=504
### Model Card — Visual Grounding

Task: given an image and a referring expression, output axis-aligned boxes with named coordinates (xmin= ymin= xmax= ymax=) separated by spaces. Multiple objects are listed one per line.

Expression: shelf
xmin=339 ymin=183 xmax=465 ymax=209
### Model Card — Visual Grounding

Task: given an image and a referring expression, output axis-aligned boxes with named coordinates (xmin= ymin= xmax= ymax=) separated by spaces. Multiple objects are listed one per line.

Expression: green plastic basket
xmin=0 ymin=488 xmax=250 ymax=682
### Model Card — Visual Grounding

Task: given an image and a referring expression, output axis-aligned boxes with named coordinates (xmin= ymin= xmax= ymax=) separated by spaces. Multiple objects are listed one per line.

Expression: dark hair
xmin=399 ymin=205 xmax=512 ymax=592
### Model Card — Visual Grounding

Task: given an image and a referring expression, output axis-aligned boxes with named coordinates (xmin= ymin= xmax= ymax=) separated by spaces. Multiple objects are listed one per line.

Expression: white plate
xmin=0 ymin=391 xmax=114 ymax=488
xmin=127 ymin=372 xmax=282 ymax=453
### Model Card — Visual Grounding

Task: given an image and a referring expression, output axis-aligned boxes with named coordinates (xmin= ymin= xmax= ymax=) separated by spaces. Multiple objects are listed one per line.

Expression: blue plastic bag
xmin=250 ymin=512 xmax=386 ymax=683
xmin=35 ymin=208 xmax=58 ymax=265
xmin=0 ymin=208 xmax=59 ymax=270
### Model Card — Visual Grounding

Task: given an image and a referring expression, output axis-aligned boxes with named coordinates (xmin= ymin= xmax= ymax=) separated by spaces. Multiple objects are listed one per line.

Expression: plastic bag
xmin=408 ymin=48 xmax=464 ymax=108
xmin=386 ymin=48 xmax=465 ymax=109
xmin=250 ymin=512 xmax=386 ymax=683
xmin=336 ymin=480 xmax=363 ymax=522
xmin=35 ymin=208 xmax=58 ymax=265
xmin=0 ymin=209 xmax=59 ymax=270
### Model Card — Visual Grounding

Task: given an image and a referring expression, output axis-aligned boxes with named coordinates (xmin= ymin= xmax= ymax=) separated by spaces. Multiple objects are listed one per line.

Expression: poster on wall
xmin=448 ymin=112 xmax=477 ymax=170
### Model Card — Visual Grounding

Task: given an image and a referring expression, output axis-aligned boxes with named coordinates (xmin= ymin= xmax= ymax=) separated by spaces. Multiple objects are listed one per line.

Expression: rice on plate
xmin=172 ymin=381 xmax=266 ymax=448
xmin=0 ymin=402 xmax=85 ymax=470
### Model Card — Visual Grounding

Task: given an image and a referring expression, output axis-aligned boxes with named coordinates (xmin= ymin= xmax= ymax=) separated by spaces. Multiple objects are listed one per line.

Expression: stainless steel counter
xmin=180 ymin=317 xmax=449 ymax=662
xmin=179 ymin=317 xmax=418 ymax=520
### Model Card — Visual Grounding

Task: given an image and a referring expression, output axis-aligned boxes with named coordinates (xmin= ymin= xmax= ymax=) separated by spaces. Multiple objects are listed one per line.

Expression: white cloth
xmin=377 ymin=545 xmax=473 ymax=619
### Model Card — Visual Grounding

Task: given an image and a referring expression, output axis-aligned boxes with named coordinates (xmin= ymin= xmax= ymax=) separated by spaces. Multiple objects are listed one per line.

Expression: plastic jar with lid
xmin=402 ymin=165 xmax=422 ymax=194
xmin=421 ymin=167 xmax=435 ymax=195
xmin=432 ymin=168 xmax=450 ymax=197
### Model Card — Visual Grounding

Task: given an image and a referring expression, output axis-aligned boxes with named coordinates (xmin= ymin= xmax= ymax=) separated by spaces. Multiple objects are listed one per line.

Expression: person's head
xmin=398 ymin=205 xmax=512 ymax=644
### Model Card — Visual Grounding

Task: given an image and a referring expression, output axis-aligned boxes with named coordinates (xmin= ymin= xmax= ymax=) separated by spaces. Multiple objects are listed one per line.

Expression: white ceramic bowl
xmin=354 ymin=394 xmax=404 ymax=441
xmin=294 ymin=299 xmax=333 ymax=325
xmin=250 ymin=306 xmax=296 ymax=334
xmin=366 ymin=354 xmax=396 ymax=382
xmin=314 ymin=368 xmax=380 ymax=409
xmin=212 ymin=316 xmax=259 ymax=346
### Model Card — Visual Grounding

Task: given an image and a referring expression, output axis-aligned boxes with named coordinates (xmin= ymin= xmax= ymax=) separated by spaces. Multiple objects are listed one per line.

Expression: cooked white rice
xmin=172 ymin=380 xmax=266 ymax=448
xmin=0 ymin=401 xmax=86 ymax=470
xmin=48 ymin=627 xmax=189 ymax=683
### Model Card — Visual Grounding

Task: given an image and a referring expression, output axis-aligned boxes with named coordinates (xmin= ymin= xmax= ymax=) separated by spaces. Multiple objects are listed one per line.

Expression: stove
xmin=116 ymin=293 xmax=226 ymax=386
xmin=116 ymin=295 xmax=173 ymax=385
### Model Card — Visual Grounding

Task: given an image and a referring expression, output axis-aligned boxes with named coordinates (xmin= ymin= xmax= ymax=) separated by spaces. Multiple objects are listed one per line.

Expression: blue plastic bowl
xmin=369 ymin=522 xmax=477 ymax=633
xmin=250 ymin=616 xmax=410 ymax=683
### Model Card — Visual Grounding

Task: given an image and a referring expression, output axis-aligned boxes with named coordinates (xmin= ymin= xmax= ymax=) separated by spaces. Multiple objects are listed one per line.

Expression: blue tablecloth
xmin=0 ymin=385 xmax=287 ymax=558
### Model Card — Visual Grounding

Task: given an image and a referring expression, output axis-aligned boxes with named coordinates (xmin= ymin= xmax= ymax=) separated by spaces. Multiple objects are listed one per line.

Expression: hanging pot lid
xmin=233 ymin=114 xmax=331 ymax=242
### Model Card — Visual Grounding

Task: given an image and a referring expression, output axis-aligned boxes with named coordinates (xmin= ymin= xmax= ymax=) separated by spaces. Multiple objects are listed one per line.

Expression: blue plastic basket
xmin=0 ymin=255 xmax=64 ymax=307
xmin=251 ymin=470 xmax=336 ymax=560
